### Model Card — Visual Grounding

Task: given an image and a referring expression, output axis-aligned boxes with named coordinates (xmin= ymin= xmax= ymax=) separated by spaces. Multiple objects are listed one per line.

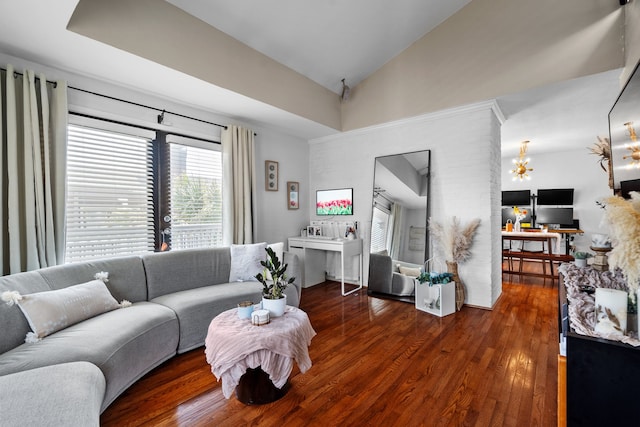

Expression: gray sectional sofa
xmin=0 ymin=246 xmax=301 ymax=427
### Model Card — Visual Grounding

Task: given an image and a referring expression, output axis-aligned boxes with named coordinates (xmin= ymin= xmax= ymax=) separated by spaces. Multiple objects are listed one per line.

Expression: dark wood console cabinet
xmin=559 ymin=274 xmax=640 ymax=426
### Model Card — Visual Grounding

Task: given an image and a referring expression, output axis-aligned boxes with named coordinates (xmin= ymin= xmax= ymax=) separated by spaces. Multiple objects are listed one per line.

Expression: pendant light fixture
xmin=510 ymin=140 xmax=533 ymax=181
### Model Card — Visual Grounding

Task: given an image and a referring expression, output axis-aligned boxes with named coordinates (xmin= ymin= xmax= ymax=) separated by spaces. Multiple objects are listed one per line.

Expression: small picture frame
xmin=287 ymin=181 xmax=299 ymax=210
xmin=306 ymin=225 xmax=322 ymax=237
xmin=265 ymin=160 xmax=278 ymax=191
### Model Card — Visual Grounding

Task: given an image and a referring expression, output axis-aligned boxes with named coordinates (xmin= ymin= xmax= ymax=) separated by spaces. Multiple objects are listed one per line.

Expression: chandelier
xmin=510 ymin=140 xmax=533 ymax=181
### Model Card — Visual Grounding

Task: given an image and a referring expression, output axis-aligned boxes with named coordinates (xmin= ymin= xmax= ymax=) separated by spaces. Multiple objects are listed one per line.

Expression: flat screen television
xmin=536 ymin=188 xmax=574 ymax=205
xmin=620 ymin=179 xmax=640 ymax=199
xmin=316 ymin=188 xmax=353 ymax=215
xmin=536 ymin=207 xmax=574 ymax=227
xmin=502 ymin=190 xmax=531 ymax=206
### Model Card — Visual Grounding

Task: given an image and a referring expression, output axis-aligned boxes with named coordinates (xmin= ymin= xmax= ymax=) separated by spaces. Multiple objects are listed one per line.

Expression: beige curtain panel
xmin=221 ymin=125 xmax=256 ymax=245
xmin=1 ymin=65 xmax=68 ymax=275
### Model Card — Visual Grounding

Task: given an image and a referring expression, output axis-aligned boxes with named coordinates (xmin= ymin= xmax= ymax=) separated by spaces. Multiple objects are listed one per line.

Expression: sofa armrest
xmin=283 ymin=251 xmax=302 ymax=296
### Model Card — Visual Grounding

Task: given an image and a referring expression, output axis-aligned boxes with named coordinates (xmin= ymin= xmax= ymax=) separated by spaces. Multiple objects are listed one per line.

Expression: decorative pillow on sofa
xmin=229 ymin=242 xmax=267 ymax=282
xmin=3 ymin=279 xmax=121 ymax=340
xmin=398 ymin=266 xmax=421 ymax=278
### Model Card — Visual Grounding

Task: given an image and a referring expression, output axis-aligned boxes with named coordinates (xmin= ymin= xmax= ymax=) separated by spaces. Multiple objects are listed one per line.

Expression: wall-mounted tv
xmin=316 ymin=188 xmax=353 ymax=215
xmin=502 ymin=190 xmax=531 ymax=206
xmin=536 ymin=188 xmax=574 ymax=205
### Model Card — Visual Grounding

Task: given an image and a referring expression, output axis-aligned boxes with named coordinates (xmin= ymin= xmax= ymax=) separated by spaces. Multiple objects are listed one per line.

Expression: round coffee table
xmin=205 ymin=305 xmax=316 ymax=404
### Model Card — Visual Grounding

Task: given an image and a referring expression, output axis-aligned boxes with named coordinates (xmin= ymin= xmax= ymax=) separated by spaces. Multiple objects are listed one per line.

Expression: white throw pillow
xmin=399 ymin=266 xmax=421 ymax=278
xmin=229 ymin=242 xmax=267 ymax=282
xmin=13 ymin=280 xmax=121 ymax=339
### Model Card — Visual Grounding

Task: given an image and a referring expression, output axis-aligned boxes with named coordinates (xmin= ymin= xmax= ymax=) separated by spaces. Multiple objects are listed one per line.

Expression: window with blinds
xmin=370 ymin=206 xmax=390 ymax=253
xmin=169 ymin=140 xmax=222 ymax=250
xmin=65 ymin=124 xmax=155 ymax=262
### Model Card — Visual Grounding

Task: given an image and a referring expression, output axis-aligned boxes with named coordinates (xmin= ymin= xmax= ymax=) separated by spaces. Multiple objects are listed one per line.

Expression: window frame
xmin=65 ymin=113 xmax=222 ymax=262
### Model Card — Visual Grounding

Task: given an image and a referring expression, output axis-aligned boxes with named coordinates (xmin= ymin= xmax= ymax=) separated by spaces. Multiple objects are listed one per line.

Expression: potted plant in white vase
xmin=255 ymin=247 xmax=295 ymax=317
xmin=573 ymin=251 xmax=593 ymax=268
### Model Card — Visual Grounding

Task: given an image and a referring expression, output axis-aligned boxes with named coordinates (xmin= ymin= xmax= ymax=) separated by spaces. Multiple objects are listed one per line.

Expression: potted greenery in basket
xmin=573 ymin=251 xmax=593 ymax=268
xmin=416 ymin=271 xmax=454 ymax=285
xmin=255 ymin=247 xmax=295 ymax=317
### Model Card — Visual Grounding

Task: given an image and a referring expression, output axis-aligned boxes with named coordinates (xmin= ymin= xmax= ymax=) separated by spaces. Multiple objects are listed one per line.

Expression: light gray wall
xmin=310 ymin=102 xmax=503 ymax=308
xmin=254 ymin=129 xmax=310 ymax=244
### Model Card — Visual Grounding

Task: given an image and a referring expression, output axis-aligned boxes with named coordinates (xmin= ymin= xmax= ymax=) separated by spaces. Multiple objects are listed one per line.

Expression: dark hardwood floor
xmin=101 ymin=262 xmax=559 ymax=426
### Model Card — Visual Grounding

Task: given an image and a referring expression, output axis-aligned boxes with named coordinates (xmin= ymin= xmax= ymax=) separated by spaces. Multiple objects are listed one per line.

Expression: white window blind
xmin=65 ymin=124 xmax=154 ymax=262
xmin=370 ymin=206 xmax=390 ymax=253
xmin=169 ymin=141 xmax=222 ymax=249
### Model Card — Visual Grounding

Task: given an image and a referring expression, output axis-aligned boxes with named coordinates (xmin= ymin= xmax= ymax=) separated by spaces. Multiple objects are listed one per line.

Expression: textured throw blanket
xmin=205 ymin=306 xmax=317 ymax=398
xmin=558 ymin=263 xmax=640 ymax=346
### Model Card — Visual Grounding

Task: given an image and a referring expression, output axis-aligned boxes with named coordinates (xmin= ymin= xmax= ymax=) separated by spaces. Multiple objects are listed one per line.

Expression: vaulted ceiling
xmin=0 ymin=0 xmax=628 ymax=155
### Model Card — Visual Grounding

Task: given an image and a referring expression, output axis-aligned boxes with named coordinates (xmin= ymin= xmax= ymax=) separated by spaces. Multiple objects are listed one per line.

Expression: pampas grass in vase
xmin=429 ymin=216 xmax=481 ymax=311
xmin=602 ymin=193 xmax=640 ymax=300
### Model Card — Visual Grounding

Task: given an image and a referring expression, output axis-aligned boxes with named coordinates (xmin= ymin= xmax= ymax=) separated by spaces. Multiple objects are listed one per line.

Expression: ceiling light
xmin=510 ymin=140 xmax=533 ymax=181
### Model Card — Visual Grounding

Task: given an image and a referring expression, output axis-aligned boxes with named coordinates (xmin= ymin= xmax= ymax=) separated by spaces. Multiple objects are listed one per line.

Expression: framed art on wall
xmin=287 ymin=181 xmax=299 ymax=210
xmin=265 ymin=160 xmax=278 ymax=191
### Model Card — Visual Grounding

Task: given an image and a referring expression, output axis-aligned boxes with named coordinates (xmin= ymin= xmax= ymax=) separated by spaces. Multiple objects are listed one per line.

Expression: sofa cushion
xmin=151 ymin=281 xmax=300 ymax=353
xmin=9 ymin=279 xmax=121 ymax=340
xmin=0 ymin=271 xmax=52 ymax=354
xmin=0 ymin=302 xmax=179 ymax=411
xmin=398 ymin=265 xmax=421 ymax=278
xmin=229 ymin=242 xmax=267 ymax=282
xmin=142 ymin=248 xmax=232 ymax=300
xmin=37 ymin=255 xmax=148 ymax=303
xmin=0 ymin=361 xmax=105 ymax=427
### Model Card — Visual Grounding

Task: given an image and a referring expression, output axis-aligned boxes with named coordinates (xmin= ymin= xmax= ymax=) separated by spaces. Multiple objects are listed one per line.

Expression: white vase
xmin=262 ymin=294 xmax=286 ymax=317
xmin=574 ymin=258 xmax=588 ymax=268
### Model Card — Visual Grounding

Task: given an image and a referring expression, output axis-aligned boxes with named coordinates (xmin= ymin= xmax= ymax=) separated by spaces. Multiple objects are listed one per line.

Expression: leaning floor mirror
xmin=367 ymin=150 xmax=431 ymax=303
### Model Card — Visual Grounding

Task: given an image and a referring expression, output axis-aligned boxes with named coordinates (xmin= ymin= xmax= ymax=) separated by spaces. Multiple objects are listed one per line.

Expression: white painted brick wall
xmin=309 ymin=102 xmax=502 ymax=308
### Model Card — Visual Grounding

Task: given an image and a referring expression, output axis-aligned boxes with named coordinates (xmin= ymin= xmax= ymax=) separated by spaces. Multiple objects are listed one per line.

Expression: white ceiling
xmin=0 ymin=0 xmax=626 ymax=151
xmin=166 ymin=0 xmax=472 ymax=93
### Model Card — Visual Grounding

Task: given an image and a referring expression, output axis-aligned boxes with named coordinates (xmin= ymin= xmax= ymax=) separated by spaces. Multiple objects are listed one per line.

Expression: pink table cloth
xmin=205 ymin=305 xmax=316 ymax=398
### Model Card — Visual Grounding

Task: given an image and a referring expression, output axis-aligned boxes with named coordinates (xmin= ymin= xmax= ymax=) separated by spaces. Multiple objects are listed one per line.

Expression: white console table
xmin=287 ymin=237 xmax=363 ymax=296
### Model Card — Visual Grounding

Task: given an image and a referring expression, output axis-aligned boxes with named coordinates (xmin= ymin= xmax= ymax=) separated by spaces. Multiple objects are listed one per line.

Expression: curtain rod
xmin=1 ymin=67 xmax=259 ymax=134
xmin=68 ymin=86 xmax=227 ymax=130
xmin=70 ymin=111 xmax=220 ymax=145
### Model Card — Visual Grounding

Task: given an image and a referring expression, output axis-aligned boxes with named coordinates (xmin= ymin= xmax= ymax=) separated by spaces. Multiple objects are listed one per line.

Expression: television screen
xmin=502 ymin=207 xmax=532 ymax=226
xmin=502 ymin=190 xmax=531 ymax=206
xmin=536 ymin=207 xmax=574 ymax=226
xmin=536 ymin=188 xmax=574 ymax=205
xmin=621 ymin=179 xmax=640 ymax=199
xmin=316 ymin=188 xmax=353 ymax=215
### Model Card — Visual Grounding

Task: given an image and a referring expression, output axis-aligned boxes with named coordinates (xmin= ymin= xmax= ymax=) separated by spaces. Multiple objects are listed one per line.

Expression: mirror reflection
xmin=368 ymin=150 xmax=431 ymax=302
xmin=609 ymin=61 xmax=640 ymax=194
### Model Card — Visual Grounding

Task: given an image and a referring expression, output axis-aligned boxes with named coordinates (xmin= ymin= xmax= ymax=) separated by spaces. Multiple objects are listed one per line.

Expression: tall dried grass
xmin=603 ymin=192 xmax=640 ymax=293
xmin=429 ymin=216 xmax=481 ymax=263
